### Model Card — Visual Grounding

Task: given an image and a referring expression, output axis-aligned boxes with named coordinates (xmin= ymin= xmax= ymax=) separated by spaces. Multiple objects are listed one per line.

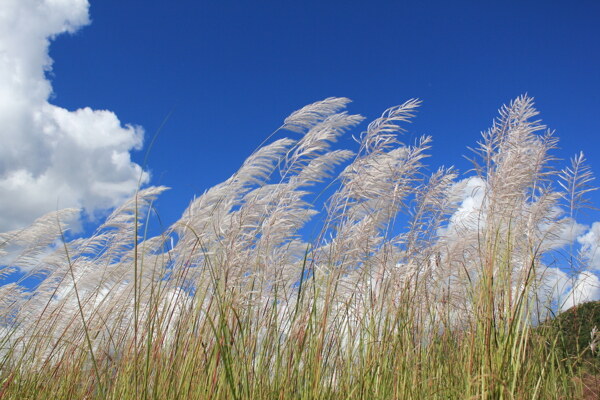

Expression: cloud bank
xmin=440 ymin=176 xmax=600 ymax=311
xmin=0 ymin=0 xmax=148 ymax=231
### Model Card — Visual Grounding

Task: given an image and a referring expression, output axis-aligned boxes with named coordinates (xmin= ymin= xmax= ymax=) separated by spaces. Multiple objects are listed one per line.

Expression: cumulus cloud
xmin=437 ymin=176 xmax=486 ymax=237
xmin=537 ymin=266 xmax=571 ymax=304
xmin=538 ymin=215 xmax=587 ymax=252
xmin=437 ymin=176 xmax=600 ymax=312
xmin=577 ymin=222 xmax=600 ymax=270
xmin=561 ymin=272 xmax=600 ymax=311
xmin=0 ymin=0 xmax=148 ymax=231
xmin=536 ymin=221 xmax=600 ymax=312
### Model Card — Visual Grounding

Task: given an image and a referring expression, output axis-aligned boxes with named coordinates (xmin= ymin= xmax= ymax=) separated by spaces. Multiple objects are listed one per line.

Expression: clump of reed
xmin=0 ymin=96 xmax=596 ymax=399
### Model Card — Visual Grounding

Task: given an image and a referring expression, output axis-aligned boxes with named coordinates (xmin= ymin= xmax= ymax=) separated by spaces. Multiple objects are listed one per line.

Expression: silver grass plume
xmin=0 ymin=95 xmax=595 ymax=370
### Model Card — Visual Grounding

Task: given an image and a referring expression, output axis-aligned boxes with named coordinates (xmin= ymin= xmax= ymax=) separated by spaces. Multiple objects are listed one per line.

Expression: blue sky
xmin=38 ymin=0 xmax=599 ymax=230
xmin=0 ymin=0 xmax=598 ymax=232
xmin=0 ymin=0 xmax=599 ymax=306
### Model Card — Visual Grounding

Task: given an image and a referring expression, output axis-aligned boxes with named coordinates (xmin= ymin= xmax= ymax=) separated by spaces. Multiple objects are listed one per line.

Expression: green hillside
xmin=549 ymin=301 xmax=600 ymax=370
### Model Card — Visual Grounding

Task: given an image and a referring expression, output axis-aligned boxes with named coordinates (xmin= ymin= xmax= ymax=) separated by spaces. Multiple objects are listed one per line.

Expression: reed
xmin=0 ymin=96 xmax=596 ymax=399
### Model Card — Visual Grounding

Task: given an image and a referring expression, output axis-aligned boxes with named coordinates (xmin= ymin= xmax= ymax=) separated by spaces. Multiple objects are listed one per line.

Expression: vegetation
xmin=0 ymin=96 xmax=598 ymax=399
xmin=547 ymin=301 xmax=600 ymax=369
xmin=536 ymin=301 xmax=600 ymax=399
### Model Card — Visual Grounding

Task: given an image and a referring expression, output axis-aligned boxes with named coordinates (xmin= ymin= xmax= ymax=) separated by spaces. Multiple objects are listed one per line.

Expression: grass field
xmin=0 ymin=96 xmax=598 ymax=399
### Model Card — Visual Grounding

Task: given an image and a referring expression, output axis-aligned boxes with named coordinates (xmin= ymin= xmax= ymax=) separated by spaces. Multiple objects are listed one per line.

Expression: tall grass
xmin=0 ymin=96 xmax=596 ymax=398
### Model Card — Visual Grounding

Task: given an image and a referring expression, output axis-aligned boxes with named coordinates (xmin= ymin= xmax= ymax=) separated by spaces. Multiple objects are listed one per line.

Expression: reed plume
xmin=0 ymin=96 xmax=597 ymax=399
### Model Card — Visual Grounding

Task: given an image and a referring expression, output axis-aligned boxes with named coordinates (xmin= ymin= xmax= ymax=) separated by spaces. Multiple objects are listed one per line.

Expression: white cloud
xmin=0 ymin=0 xmax=148 ymax=232
xmin=436 ymin=176 xmax=600 ymax=314
xmin=577 ymin=222 xmax=600 ymax=270
xmin=561 ymin=272 xmax=600 ymax=311
xmin=537 ymin=266 xmax=571 ymax=306
xmin=538 ymin=214 xmax=587 ymax=252
xmin=533 ymin=222 xmax=600 ymax=312
xmin=547 ymin=221 xmax=600 ymax=311
xmin=437 ymin=176 xmax=487 ymax=237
